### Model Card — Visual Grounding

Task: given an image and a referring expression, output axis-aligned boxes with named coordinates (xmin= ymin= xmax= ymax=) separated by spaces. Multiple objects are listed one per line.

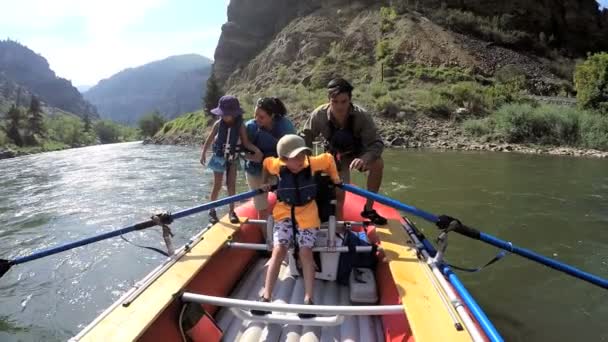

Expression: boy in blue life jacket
xmin=251 ymin=134 xmax=341 ymax=318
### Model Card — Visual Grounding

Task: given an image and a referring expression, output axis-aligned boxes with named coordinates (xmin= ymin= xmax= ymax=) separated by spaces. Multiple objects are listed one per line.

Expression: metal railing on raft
xmin=181 ymin=292 xmax=404 ymax=327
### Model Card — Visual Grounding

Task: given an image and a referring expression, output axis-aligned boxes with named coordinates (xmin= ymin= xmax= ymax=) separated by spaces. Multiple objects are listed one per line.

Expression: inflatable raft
xmin=71 ymin=192 xmax=492 ymax=342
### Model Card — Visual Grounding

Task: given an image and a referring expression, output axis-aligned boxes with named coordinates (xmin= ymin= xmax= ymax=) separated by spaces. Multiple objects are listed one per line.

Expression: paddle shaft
xmin=340 ymin=183 xmax=608 ymax=290
xmin=3 ymin=188 xmax=264 ymax=268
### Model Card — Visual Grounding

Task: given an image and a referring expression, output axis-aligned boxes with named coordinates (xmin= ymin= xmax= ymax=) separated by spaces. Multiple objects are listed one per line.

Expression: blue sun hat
xmin=211 ymin=95 xmax=244 ymax=116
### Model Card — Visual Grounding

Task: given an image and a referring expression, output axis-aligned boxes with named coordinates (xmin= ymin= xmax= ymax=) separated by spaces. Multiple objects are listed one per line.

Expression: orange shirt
xmin=263 ymin=153 xmax=340 ymax=229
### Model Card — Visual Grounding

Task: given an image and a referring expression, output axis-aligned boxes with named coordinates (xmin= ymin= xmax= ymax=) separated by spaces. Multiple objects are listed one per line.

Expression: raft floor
xmin=215 ymin=257 xmax=385 ymax=342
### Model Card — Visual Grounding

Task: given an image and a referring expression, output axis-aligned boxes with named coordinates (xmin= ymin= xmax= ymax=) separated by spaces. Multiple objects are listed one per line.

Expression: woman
xmin=245 ymin=97 xmax=296 ymax=220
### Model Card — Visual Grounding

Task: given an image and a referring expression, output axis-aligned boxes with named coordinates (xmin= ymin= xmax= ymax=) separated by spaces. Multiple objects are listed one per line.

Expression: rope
xmin=120 ymin=213 xmax=176 ymax=257
xmin=119 ymin=235 xmax=169 ymax=257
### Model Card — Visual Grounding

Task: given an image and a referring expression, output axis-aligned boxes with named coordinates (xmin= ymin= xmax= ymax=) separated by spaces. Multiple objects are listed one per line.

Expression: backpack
xmin=336 ymin=230 xmax=378 ymax=285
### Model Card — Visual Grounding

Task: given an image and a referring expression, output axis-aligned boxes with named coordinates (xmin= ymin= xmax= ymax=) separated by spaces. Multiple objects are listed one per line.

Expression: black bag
xmin=336 ymin=230 xmax=378 ymax=285
xmin=314 ymin=173 xmax=335 ymax=223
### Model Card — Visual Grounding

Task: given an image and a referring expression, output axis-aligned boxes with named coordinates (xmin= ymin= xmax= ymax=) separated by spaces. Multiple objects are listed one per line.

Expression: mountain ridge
xmin=0 ymin=39 xmax=98 ymax=119
xmin=84 ymin=54 xmax=212 ymax=124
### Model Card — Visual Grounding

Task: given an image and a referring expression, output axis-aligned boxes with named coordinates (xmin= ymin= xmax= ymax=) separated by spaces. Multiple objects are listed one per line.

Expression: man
xmin=301 ymin=78 xmax=387 ymax=225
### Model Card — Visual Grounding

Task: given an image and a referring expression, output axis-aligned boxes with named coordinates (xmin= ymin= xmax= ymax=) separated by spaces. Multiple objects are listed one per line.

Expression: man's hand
xmin=349 ymin=158 xmax=367 ymax=172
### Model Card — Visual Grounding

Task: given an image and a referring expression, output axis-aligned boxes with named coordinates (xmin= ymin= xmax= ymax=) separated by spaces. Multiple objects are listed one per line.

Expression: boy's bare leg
xmin=263 ymin=245 xmax=288 ymax=300
xmin=298 ymin=247 xmax=315 ymax=302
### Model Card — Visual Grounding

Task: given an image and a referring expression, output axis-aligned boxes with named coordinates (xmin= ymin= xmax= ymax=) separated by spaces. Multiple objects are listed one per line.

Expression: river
xmin=0 ymin=142 xmax=606 ymax=341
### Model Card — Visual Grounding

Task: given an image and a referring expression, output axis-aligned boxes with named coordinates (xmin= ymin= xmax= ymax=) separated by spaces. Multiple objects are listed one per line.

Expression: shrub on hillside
xmin=415 ymin=90 xmax=456 ymax=119
xmin=463 ymin=118 xmax=495 ymax=137
xmin=446 ymin=82 xmax=488 ymax=117
xmin=432 ymin=8 xmax=535 ymax=49
xmin=380 ymin=7 xmax=398 ymax=33
xmin=579 ymin=113 xmax=608 ymax=150
xmin=574 ymin=52 xmax=608 ymax=113
xmin=466 ymin=103 xmax=608 ymax=149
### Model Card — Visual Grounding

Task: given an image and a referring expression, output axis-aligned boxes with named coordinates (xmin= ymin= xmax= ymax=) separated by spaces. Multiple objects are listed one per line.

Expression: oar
xmin=339 ymin=183 xmax=608 ymax=290
xmin=0 ymin=188 xmax=267 ymax=279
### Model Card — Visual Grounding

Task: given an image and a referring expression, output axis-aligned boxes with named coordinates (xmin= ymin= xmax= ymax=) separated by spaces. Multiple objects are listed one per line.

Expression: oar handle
xmin=339 ymin=184 xmax=608 ymax=290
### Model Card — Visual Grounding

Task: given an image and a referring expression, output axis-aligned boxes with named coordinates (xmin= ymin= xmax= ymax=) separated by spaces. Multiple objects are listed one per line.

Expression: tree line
xmin=0 ymin=96 xmax=141 ymax=150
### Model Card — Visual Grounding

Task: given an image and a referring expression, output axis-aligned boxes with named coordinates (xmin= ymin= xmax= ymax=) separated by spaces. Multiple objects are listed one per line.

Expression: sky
xmin=0 ymin=0 xmax=229 ymax=86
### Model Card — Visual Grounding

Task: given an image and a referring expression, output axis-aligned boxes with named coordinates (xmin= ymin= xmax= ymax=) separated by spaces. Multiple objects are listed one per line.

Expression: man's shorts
xmin=273 ymin=219 xmax=318 ymax=248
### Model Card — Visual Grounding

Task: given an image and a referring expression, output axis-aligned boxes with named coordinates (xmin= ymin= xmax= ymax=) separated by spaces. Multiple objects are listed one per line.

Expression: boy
xmin=252 ymin=134 xmax=340 ymax=318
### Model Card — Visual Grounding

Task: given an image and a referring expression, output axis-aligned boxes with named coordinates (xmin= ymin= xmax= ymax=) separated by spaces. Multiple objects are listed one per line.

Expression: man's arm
xmin=358 ymin=110 xmax=384 ymax=164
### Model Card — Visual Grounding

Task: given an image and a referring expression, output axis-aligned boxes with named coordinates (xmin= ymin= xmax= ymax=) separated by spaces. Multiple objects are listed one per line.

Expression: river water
xmin=0 ymin=142 xmax=606 ymax=341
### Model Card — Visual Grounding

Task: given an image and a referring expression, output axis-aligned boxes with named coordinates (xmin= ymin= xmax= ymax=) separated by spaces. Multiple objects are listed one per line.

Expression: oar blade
xmin=0 ymin=259 xmax=11 ymax=278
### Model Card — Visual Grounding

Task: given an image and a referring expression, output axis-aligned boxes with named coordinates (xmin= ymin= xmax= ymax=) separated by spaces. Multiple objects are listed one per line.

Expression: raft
xmin=71 ymin=192 xmax=492 ymax=342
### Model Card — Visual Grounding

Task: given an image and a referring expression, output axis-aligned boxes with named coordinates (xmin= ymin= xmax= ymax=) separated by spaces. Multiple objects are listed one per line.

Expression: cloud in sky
xmin=1 ymin=0 xmax=227 ymax=85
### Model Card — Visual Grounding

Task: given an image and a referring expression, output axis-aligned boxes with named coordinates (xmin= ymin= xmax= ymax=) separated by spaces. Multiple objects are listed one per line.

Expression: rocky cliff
xmin=213 ymin=0 xmax=608 ymax=87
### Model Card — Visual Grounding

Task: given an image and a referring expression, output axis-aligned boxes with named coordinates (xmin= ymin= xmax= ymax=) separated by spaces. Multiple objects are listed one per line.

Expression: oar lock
xmin=436 ymin=215 xmax=463 ymax=232
xmin=151 ymin=212 xmax=175 ymax=256
xmin=151 ymin=212 xmax=173 ymax=226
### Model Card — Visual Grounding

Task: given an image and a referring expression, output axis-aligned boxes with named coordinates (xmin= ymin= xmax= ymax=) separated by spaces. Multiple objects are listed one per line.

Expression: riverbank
xmin=0 ymin=140 xmax=143 ymax=160
xmin=146 ymin=111 xmax=608 ymax=159
xmin=0 ymin=144 xmax=69 ymax=160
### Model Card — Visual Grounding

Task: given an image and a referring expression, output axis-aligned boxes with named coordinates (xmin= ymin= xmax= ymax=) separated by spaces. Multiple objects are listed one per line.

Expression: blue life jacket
xmin=276 ymin=162 xmax=317 ymax=206
xmin=212 ymin=117 xmax=242 ymax=159
xmin=245 ymin=117 xmax=295 ymax=175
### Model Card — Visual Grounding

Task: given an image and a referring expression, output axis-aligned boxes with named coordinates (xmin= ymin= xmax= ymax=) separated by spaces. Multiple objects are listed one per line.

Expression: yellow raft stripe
xmin=78 ymin=216 xmax=241 ymax=342
xmin=376 ymin=220 xmax=474 ymax=342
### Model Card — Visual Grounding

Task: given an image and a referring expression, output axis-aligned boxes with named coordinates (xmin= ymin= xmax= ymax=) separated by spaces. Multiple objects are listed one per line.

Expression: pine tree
xmin=27 ymin=96 xmax=45 ymax=140
xmin=83 ymin=113 xmax=92 ymax=132
xmin=5 ymin=105 xmax=23 ymax=146
xmin=15 ymin=87 xmax=22 ymax=107
xmin=204 ymin=72 xmax=223 ymax=114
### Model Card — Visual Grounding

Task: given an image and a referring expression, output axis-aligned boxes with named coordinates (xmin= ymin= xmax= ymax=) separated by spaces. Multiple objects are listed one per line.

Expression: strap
xmin=446 ymin=250 xmax=510 ymax=273
xmin=120 ymin=234 xmax=169 ymax=257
